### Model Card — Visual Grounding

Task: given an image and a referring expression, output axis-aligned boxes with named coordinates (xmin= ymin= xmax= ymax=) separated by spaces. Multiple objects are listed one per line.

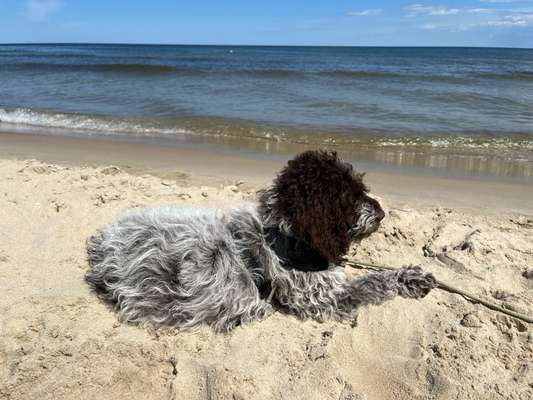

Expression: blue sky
xmin=0 ymin=0 xmax=532 ymax=47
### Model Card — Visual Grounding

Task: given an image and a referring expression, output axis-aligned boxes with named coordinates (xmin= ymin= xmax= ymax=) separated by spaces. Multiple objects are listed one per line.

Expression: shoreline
xmin=1 ymin=115 xmax=533 ymax=183
xmin=1 ymin=130 xmax=533 ymax=214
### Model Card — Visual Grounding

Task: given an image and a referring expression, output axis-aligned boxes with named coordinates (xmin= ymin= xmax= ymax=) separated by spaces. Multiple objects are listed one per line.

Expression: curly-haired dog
xmin=86 ymin=150 xmax=436 ymax=331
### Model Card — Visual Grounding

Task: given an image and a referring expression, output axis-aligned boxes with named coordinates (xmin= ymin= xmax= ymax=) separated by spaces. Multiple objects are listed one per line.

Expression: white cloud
xmin=405 ymin=2 xmax=533 ymax=31
xmin=406 ymin=4 xmax=496 ymax=17
xmin=479 ymin=0 xmax=516 ymax=3
xmin=465 ymin=8 xmax=494 ymax=14
xmin=347 ymin=9 xmax=383 ymax=17
xmin=423 ymin=12 xmax=533 ymax=30
xmin=24 ymin=0 xmax=63 ymax=21
xmin=486 ymin=13 xmax=533 ymax=26
xmin=405 ymin=4 xmax=461 ymax=16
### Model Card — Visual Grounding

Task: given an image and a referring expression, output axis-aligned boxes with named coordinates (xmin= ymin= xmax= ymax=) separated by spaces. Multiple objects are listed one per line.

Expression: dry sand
xmin=0 ymin=152 xmax=532 ymax=400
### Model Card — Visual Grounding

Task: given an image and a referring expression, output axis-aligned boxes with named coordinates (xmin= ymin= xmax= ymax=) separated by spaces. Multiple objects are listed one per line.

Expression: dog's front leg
xmin=272 ymin=265 xmax=436 ymax=322
xmin=349 ymin=266 xmax=437 ymax=306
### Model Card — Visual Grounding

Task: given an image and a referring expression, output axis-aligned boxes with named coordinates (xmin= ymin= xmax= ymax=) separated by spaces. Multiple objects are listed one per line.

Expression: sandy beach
xmin=0 ymin=134 xmax=532 ymax=400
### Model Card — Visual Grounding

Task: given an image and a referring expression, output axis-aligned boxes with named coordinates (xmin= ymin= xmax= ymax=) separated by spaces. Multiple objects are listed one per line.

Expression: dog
xmin=86 ymin=150 xmax=436 ymax=331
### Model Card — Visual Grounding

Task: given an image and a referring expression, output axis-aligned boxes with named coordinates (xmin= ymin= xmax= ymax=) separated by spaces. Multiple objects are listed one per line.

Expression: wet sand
xmin=1 ymin=131 xmax=532 ymax=214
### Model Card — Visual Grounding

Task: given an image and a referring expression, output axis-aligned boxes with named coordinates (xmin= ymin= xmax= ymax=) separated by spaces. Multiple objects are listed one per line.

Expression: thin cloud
xmin=24 ymin=0 xmax=63 ymax=21
xmin=403 ymin=2 xmax=533 ymax=31
xmin=479 ymin=0 xmax=517 ymax=3
xmin=405 ymin=4 xmax=461 ymax=16
xmin=487 ymin=13 xmax=533 ymax=26
xmin=347 ymin=9 xmax=383 ymax=17
xmin=405 ymin=4 xmax=495 ymax=16
xmin=416 ymin=10 xmax=533 ymax=30
xmin=466 ymin=8 xmax=495 ymax=14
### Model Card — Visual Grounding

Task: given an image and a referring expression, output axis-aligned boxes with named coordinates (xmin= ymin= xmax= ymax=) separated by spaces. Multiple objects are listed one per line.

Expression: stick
xmin=345 ymin=260 xmax=533 ymax=325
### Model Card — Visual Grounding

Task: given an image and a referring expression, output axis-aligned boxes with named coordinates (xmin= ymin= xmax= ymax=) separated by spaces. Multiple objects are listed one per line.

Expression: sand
xmin=0 ymin=152 xmax=532 ymax=400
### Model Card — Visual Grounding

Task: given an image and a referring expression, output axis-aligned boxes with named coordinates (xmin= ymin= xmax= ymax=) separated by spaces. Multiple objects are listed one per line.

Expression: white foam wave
xmin=1 ymin=107 xmax=532 ymax=151
xmin=370 ymin=136 xmax=533 ymax=151
xmin=0 ymin=107 xmax=189 ymax=137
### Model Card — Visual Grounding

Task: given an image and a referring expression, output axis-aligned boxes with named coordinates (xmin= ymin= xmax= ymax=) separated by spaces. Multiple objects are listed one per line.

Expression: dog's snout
xmin=366 ymin=196 xmax=385 ymax=222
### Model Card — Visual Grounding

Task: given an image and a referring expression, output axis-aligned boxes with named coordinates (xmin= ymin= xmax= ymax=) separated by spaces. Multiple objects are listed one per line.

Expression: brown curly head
xmin=262 ymin=150 xmax=385 ymax=263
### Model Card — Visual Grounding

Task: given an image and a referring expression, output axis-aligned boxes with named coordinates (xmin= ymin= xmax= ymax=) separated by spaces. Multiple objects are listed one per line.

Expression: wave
xmin=1 ymin=107 xmax=532 ymax=152
xmin=238 ymin=68 xmax=533 ymax=83
xmin=315 ymin=70 xmax=481 ymax=84
xmin=3 ymin=62 xmax=195 ymax=75
xmin=239 ymin=69 xmax=303 ymax=78
xmin=92 ymin=63 xmax=179 ymax=74
xmin=4 ymin=60 xmax=533 ymax=82
xmin=477 ymin=71 xmax=533 ymax=81
xmin=0 ymin=108 xmax=187 ymax=136
xmin=319 ymin=69 xmax=533 ymax=82
xmin=4 ymin=63 xmax=301 ymax=78
xmin=318 ymin=70 xmax=404 ymax=79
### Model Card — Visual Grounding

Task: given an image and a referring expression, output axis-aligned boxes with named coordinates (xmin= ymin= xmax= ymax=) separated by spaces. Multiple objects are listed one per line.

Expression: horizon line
xmin=0 ymin=42 xmax=532 ymax=50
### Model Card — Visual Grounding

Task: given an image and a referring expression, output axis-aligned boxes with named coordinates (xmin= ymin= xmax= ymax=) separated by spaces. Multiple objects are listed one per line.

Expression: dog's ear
xmin=271 ymin=150 xmax=367 ymax=263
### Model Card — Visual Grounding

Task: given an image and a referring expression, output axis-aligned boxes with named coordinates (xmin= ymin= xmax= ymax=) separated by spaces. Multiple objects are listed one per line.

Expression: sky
xmin=0 ymin=0 xmax=532 ymax=47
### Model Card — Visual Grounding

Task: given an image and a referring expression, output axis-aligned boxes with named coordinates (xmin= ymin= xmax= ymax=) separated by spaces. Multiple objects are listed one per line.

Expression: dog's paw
xmin=397 ymin=266 xmax=437 ymax=299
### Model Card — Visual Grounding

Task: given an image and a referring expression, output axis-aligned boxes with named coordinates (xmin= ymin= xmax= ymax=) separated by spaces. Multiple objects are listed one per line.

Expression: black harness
xmin=264 ymin=227 xmax=329 ymax=272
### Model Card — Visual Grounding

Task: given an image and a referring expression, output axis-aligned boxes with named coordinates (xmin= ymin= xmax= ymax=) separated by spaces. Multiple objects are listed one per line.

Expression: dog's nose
xmin=376 ymin=209 xmax=385 ymax=222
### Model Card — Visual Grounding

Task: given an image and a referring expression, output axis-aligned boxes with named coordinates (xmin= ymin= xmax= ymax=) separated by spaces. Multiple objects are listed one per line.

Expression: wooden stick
xmin=345 ymin=260 xmax=533 ymax=325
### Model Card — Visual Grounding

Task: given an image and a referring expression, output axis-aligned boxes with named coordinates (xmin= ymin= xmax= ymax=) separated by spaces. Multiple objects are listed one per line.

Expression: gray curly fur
xmin=86 ymin=198 xmax=437 ymax=332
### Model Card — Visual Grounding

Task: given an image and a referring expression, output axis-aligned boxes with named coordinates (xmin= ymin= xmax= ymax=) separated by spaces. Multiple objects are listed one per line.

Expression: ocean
xmin=1 ymin=44 xmax=533 ymax=179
